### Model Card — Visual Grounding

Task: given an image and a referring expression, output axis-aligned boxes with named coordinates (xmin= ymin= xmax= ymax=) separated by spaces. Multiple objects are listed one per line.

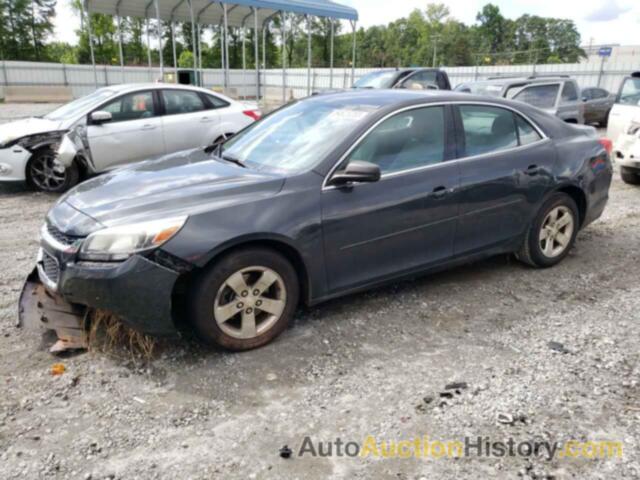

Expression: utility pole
xmin=432 ymin=35 xmax=441 ymax=68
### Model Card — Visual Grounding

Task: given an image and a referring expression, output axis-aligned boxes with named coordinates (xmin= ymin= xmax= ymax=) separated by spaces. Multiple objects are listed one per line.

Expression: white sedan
xmin=0 ymin=84 xmax=261 ymax=192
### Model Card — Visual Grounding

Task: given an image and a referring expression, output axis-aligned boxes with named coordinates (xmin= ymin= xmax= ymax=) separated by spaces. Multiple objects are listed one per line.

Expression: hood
xmin=58 ymin=148 xmax=285 ymax=230
xmin=0 ymin=117 xmax=63 ymax=146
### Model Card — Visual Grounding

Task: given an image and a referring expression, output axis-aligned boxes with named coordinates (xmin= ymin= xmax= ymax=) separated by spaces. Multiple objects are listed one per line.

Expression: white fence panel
xmin=1 ymin=59 xmax=638 ymax=102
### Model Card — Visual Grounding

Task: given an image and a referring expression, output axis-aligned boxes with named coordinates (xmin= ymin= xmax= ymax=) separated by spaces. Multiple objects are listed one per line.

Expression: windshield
xmin=353 ymin=71 xmax=397 ymax=89
xmin=45 ymin=88 xmax=118 ymax=121
xmin=456 ymin=83 xmax=504 ymax=97
xmin=618 ymin=78 xmax=640 ymax=106
xmin=220 ymin=100 xmax=376 ymax=173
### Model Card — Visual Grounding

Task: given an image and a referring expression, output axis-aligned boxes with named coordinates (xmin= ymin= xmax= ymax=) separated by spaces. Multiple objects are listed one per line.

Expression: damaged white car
xmin=0 ymin=84 xmax=260 ymax=192
xmin=607 ymin=72 xmax=640 ymax=185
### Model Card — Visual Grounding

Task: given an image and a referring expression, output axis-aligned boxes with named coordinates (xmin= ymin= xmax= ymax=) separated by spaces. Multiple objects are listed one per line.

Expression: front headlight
xmin=79 ymin=216 xmax=187 ymax=261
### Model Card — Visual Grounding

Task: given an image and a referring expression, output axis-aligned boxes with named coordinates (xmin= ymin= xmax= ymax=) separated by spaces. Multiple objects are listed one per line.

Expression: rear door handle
xmin=430 ymin=186 xmax=449 ymax=199
xmin=200 ymin=116 xmax=212 ymax=123
xmin=524 ymin=165 xmax=540 ymax=176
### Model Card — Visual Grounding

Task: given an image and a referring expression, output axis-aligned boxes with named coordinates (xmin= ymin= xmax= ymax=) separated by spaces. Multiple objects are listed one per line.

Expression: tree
xmin=0 ymin=0 xmax=57 ymax=61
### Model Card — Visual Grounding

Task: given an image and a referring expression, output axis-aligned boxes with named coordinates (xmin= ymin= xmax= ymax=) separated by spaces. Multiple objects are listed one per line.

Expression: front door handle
xmin=430 ymin=186 xmax=449 ymax=199
xmin=524 ymin=165 xmax=540 ymax=176
xmin=141 ymin=124 xmax=156 ymax=131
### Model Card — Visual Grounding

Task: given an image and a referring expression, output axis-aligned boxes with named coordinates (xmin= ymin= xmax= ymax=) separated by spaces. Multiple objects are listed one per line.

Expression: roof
xmin=87 ymin=0 xmax=358 ymax=27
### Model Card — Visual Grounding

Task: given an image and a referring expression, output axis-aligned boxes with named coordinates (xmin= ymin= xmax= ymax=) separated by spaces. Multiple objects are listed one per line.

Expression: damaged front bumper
xmin=18 ymin=246 xmax=184 ymax=352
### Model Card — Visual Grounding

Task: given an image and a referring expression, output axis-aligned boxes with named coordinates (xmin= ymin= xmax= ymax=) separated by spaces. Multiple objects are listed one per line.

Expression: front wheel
xmin=621 ymin=167 xmax=640 ymax=185
xmin=517 ymin=193 xmax=579 ymax=268
xmin=188 ymin=248 xmax=299 ymax=351
xmin=26 ymin=148 xmax=79 ymax=193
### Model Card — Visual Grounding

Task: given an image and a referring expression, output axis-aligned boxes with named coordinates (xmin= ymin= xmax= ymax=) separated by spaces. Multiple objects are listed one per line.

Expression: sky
xmin=53 ymin=0 xmax=640 ymax=47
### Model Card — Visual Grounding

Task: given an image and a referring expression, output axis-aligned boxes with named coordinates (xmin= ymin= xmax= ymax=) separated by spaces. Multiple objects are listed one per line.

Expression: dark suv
xmin=456 ymin=75 xmax=584 ymax=124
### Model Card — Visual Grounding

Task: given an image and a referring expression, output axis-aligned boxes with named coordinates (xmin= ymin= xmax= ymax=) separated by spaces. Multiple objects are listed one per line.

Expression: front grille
xmin=47 ymin=223 xmax=81 ymax=247
xmin=41 ymin=250 xmax=60 ymax=285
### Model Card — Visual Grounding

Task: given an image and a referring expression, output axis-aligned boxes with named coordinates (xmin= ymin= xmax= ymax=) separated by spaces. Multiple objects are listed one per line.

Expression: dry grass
xmin=87 ymin=309 xmax=157 ymax=361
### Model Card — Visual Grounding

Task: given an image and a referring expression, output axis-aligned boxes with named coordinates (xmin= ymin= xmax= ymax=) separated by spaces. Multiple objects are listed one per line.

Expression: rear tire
xmin=516 ymin=193 xmax=579 ymax=268
xmin=621 ymin=167 xmax=640 ymax=185
xmin=26 ymin=148 xmax=79 ymax=193
xmin=188 ymin=247 xmax=299 ymax=351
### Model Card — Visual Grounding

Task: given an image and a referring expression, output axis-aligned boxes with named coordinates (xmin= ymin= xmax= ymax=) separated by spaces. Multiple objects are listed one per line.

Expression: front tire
xmin=188 ymin=248 xmax=299 ymax=351
xmin=621 ymin=167 xmax=640 ymax=185
xmin=517 ymin=193 xmax=579 ymax=268
xmin=26 ymin=148 xmax=79 ymax=193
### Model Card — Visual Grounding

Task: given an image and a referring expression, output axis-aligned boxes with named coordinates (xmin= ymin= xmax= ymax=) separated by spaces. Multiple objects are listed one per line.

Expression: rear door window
xmin=560 ymin=82 xmax=579 ymax=104
xmin=459 ymin=105 xmax=518 ymax=157
xmin=162 ymin=89 xmax=207 ymax=115
xmin=511 ymin=84 xmax=560 ymax=109
xmin=516 ymin=115 xmax=542 ymax=146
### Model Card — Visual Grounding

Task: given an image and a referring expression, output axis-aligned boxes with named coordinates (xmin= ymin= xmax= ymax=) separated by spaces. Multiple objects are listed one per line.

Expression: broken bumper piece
xmin=18 ymin=268 xmax=89 ymax=353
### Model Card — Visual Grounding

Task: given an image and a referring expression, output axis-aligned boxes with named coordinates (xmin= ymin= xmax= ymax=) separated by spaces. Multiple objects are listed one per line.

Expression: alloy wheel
xmin=29 ymin=152 xmax=67 ymax=191
xmin=213 ymin=266 xmax=287 ymax=340
xmin=539 ymin=206 xmax=575 ymax=258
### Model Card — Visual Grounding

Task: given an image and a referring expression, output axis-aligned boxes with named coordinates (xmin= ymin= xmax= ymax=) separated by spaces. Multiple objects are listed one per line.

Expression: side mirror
xmin=329 ymin=160 xmax=381 ymax=186
xmin=89 ymin=111 xmax=112 ymax=125
xmin=582 ymin=96 xmax=588 ymax=102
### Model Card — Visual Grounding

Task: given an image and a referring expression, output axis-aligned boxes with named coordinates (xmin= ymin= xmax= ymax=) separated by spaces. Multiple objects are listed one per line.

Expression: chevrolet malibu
xmin=20 ymin=90 xmax=613 ymax=352
xmin=0 ymin=83 xmax=260 ymax=192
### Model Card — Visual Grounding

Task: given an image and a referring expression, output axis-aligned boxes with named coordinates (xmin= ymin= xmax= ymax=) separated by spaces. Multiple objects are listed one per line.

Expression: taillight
xmin=243 ymin=110 xmax=261 ymax=121
xmin=598 ymin=138 xmax=613 ymax=155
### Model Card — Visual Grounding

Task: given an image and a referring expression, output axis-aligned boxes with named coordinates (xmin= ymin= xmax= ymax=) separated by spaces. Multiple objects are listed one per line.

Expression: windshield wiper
xmin=219 ymin=153 xmax=246 ymax=168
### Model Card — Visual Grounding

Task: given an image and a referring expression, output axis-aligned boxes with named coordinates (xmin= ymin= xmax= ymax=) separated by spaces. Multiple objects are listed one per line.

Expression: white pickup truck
xmin=607 ymin=71 xmax=640 ymax=185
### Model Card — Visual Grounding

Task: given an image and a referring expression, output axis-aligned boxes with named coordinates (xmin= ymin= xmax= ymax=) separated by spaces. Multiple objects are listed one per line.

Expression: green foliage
xmin=178 ymin=50 xmax=194 ymax=69
xmin=0 ymin=0 xmax=57 ymax=61
xmin=0 ymin=1 xmax=585 ymax=69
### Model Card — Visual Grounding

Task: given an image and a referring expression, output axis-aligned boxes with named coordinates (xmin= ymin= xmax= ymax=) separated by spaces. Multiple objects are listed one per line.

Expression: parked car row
xmin=19 ymin=89 xmax=614 ymax=352
xmin=0 ymin=84 xmax=260 ymax=192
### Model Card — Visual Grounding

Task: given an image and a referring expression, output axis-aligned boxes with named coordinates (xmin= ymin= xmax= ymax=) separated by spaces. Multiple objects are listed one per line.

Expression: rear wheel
xmin=621 ymin=167 xmax=640 ymax=185
xmin=517 ymin=193 xmax=579 ymax=268
xmin=188 ymin=248 xmax=299 ymax=351
xmin=26 ymin=148 xmax=79 ymax=193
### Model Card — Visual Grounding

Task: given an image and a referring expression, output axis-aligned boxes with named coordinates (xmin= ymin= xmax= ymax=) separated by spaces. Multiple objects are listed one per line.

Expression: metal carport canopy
xmin=87 ymin=0 xmax=359 ymax=26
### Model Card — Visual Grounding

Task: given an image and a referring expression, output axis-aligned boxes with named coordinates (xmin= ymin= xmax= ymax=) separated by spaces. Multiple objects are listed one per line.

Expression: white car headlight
xmin=79 ymin=216 xmax=187 ymax=261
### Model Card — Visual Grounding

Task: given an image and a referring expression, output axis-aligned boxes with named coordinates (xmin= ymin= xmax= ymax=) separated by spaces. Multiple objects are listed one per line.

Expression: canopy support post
xmin=306 ymin=14 xmax=312 ymax=96
xmin=115 ymin=1 xmax=125 ymax=84
xmin=220 ymin=25 xmax=225 ymax=80
xmin=223 ymin=4 xmax=230 ymax=94
xmin=350 ymin=20 xmax=357 ymax=85
xmin=197 ymin=24 xmax=202 ymax=85
xmin=242 ymin=13 xmax=252 ymax=100
xmin=254 ymin=7 xmax=259 ymax=100
xmin=329 ymin=18 xmax=334 ymax=89
xmin=187 ymin=0 xmax=197 ymax=81
xmin=170 ymin=1 xmax=186 ymax=79
xmin=83 ymin=0 xmax=98 ymax=88
xmin=171 ymin=21 xmax=177 ymax=76
xmin=281 ymin=11 xmax=286 ymax=104
xmin=154 ymin=0 xmax=164 ymax=81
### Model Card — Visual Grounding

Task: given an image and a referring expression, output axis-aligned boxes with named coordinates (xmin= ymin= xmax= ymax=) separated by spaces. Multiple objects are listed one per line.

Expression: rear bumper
xmin=31 ymin=249 xmax=181 ymax=336
xmin=0 ymin=145 xmax=31 ymax=181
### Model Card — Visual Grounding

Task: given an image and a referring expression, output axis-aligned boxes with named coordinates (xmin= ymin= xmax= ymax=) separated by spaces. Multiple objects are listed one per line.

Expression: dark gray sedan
xmin=20 ymin=91 xmax=613 ymax=351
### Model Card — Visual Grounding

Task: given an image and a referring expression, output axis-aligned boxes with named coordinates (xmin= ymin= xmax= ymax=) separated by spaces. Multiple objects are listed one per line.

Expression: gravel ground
xmin=0 ymin=104 xmax=638 ymax=480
